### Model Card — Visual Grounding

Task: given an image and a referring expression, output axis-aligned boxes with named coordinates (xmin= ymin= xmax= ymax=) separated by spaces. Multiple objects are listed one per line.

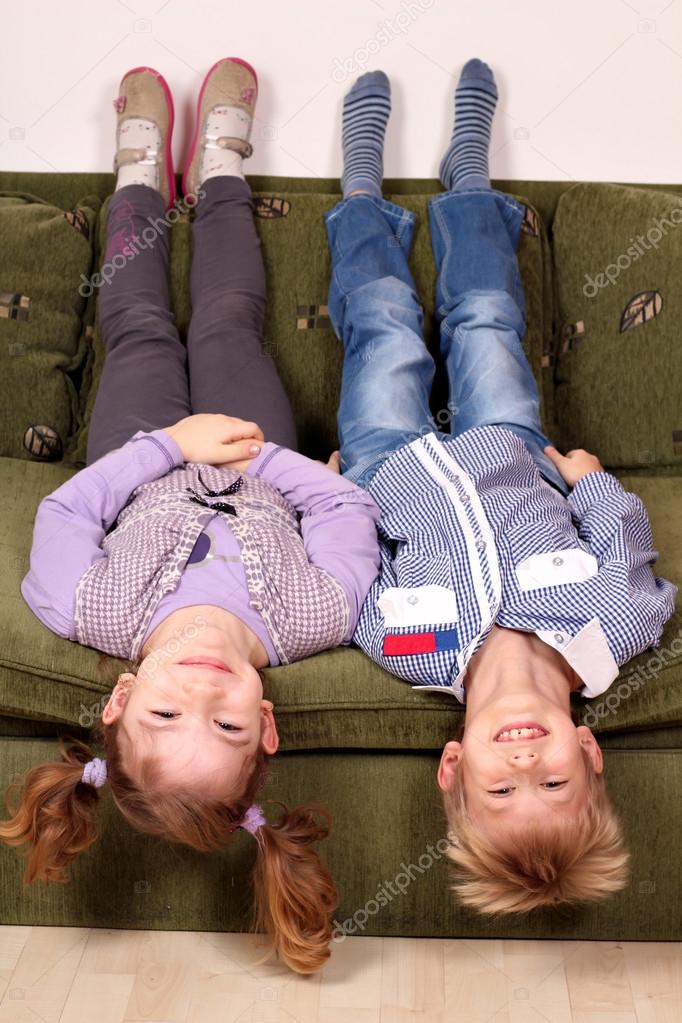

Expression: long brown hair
xmin=0 ymin=712 xmax=337 ymax=974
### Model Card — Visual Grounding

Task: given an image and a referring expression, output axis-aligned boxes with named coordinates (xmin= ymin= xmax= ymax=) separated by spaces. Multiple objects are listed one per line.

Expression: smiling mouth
xmin=179 ymin=658 xmax=232 ymax=673
xmin=493 ymin=722 xmax=549 ymax=742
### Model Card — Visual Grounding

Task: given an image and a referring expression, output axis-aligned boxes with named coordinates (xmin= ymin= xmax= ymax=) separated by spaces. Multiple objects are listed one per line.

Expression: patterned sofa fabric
xmin=0 ymin=175 xmax=679 ymax=745
xmin=553 ymin=182 xmax=682 ymax=469
xmin=0 ymin=192 xmax=99 ymax=461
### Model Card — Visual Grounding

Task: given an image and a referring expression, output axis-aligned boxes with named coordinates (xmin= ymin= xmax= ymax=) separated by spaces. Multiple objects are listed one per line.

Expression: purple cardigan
xmin=22 ymin=430 xmax=381 ymax=660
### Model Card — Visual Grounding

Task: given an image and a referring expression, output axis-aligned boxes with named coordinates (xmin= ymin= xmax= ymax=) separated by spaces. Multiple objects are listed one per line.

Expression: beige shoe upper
xmin=113 ymin=68 xmax=173 ymax=208
xmin=184 ymin=59 xmax=258 ymax=199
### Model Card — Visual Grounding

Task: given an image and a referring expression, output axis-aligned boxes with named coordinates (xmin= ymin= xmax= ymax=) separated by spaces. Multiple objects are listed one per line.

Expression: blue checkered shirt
xmin=354 ymin=427 xmax=677 ymax=702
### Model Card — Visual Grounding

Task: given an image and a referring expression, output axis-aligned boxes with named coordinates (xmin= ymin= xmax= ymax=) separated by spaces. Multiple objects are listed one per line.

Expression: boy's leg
xmin=86 ymin=185 xmax=191 ymax=464
xmin=431 ymin=60 xmax=568 ymax=495
xmin=326 ymin=195 xmax=437 ymax=488
xmin=327 ymin=71 xmax=436 ymax=489
xmin=186 ymin=175 xmax=297 ymax=450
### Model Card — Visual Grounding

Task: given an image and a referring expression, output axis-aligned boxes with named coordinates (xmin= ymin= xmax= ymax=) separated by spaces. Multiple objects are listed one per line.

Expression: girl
xmin=0 ymin=60 xmax=380 ymax=972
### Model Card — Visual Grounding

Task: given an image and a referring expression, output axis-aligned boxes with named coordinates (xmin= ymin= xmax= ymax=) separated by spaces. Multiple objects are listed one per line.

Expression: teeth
xmin=496 ymin=727 xmax=545 ymax=740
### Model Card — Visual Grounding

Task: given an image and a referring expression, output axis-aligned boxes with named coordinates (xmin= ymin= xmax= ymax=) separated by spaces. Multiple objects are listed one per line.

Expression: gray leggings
xmin=86 ymin=176 xmax=297 ymax=464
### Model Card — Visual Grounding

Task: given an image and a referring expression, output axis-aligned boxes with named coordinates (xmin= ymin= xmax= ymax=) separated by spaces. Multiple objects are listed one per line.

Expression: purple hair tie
xmin=81 ymin=757 xmax=107 ymax=788
xmin=241 ymin=804 xmax=266 ymax=834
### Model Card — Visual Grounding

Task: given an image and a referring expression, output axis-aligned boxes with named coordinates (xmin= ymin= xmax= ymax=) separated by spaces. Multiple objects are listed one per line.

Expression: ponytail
xmin=0 ymin=737 xmax=104 ymax=885
xmin=0 ymin=719 xmax=338 ymax=972
xmin=252 ymin=804 xmax=338 ymax=974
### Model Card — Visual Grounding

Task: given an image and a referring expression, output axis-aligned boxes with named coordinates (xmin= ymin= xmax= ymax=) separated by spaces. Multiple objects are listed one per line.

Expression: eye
xmin=152 ymin=712 xmax=241 ymax=732
xmin=542 ymin=781 xmax=568 ymax=789
xmin=488 ymin=787 xmax=515 ymax=796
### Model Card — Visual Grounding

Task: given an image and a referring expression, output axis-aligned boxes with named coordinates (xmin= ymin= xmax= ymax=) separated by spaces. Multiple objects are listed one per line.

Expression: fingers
xmin=544 ymin=445 xmax=563 ymax=463
xmin=327 ymin=450 xmax=341 ymax=474
xmin=216 ymin=439 xmax=263 ymax=464
xmin=209 ymin=414 xmax=264 ymax=443
xmin=223 ymin=420 xmax=264 ymax=443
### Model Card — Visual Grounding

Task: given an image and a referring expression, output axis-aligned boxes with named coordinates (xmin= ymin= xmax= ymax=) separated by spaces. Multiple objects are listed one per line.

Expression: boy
xmin=324 ymin=61 xmax=677 ymax=911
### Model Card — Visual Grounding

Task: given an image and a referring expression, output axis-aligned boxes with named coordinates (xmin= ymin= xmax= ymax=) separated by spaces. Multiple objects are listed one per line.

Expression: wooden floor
xmin=0 ymin=928 xmax=680 ymax=1022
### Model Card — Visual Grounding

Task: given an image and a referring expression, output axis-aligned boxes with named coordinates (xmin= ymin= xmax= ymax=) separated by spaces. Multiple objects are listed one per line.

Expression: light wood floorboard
xmin=0 ymin=928 xmax=679 ymax=1023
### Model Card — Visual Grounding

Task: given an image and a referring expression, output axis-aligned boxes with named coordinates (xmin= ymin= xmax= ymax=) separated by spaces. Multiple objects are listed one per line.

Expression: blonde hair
xmin=0 ymin=702 xmax=337 ymax=973
xmin=442 ymin=746 xmax=630 ymax=913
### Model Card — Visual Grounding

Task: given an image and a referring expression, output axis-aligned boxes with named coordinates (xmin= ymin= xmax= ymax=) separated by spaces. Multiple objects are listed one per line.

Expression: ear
xmin=101 ymin=672 xmax=137 ymax=725
xmin=576 ymin=725 xmax=604 ymax=775
xmin=437 ymin=740 xmax=463 ymax=792
xmin=260 ymin=701 xmax=280 ymax=755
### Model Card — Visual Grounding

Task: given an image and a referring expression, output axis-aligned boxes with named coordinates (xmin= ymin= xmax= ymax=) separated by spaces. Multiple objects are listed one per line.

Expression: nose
xmin=508 ymin=749 xmax=538 ymax=768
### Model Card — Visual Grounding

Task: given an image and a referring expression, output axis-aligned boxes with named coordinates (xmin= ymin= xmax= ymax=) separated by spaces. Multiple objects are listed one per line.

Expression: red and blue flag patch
xmin=383 ymin=628 xmax=459 ymax=657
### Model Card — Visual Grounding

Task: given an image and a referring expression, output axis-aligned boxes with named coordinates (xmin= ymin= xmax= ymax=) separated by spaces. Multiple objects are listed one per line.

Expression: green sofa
xmin=0 ymin=171 xmax=680 ymax=942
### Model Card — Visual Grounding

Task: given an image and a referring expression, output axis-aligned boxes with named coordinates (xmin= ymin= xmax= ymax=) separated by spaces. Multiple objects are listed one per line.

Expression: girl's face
xmin=101 ymin=627 xmax=279 ymax=801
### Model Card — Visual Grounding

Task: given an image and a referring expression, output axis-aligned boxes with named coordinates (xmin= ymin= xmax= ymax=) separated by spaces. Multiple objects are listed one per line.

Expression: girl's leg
xmin=430 ymin=60 xmax=568 ymax=495
xmin=87 ymin=185 xmax=191 ymax=464
xmin=326 ymin=70 xmax=436 ymax=489
xmin=186 ymin=175 xmax=297 ymax=450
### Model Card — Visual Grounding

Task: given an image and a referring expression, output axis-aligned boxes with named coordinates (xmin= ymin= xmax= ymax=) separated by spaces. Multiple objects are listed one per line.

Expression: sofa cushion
xmin=552 ymin=182 xmax=682 ymax=469
xmin=0 ymin=741 xmax=680 ymax=940
xmin=68 ymin=191 xmax=554 ymax=466
xmin=1 ymin=458 xmax=680 ymax=747
xmin=0 ymin=192 xmax=99 ymax=461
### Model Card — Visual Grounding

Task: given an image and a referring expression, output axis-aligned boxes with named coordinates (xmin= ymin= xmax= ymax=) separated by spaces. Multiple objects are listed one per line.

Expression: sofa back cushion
xmin=0 ymin=193 xmax=99 ymax=461
xmin=552 ymin=182 xmax=682 ymax=469
xmin=69 ymin=191 xmax=553 ymax=464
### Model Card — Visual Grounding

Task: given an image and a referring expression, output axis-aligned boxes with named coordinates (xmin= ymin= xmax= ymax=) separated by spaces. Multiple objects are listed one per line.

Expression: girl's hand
xmin=544 ymin=445 xmax=604 ymax=487
xmin=326 ymin=450 xmax=341 ymax=474
xmin=163 ymin=414 xmax=264 ymax=467
xmin=315 ymin=450 xmax=341 ymax=474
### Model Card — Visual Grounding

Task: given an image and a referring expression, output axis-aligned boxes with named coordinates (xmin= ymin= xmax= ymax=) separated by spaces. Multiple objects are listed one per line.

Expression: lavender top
xmin=22 ymin=430 xmax=381 ymax=664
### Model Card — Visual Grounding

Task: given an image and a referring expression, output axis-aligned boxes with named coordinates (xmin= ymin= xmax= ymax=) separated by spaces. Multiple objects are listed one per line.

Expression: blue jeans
xmin=323 ymin=188 xmax=568 ymax=496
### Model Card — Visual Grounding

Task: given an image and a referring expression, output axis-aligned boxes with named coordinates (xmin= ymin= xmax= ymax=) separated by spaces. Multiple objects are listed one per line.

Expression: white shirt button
xmin=460 ymin=493 xmax=471 ymax=505
xmin=552 ymin=556 xmax=564 ymax=566
xmin=475 ymin=536 xmax=486 ymax=551
xmin=554 ymin=632 xmax=564 ymax=644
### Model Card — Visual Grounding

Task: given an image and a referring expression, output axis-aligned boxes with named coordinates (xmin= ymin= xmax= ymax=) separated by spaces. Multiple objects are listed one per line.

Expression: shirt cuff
xmin=130 ymin=429 xmax=185 ymax=471
xmin=568 ymin=471 xmax=625 ymax=516
xmin=244 ymin=441 xmax=284 ymax=479
xmin=536 ymin=619 xmax=620 ymax=698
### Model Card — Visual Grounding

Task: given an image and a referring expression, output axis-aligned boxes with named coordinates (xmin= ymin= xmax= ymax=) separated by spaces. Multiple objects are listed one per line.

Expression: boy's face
xmin=437 ymin=692 xmax=603 ymax=840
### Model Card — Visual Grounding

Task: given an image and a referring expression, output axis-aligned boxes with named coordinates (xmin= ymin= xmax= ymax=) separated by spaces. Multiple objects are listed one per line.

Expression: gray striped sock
xmin=439 ymin=59 xmax=498 ymax=192
xmin=341 ymin=71 xmax=391 ymax=199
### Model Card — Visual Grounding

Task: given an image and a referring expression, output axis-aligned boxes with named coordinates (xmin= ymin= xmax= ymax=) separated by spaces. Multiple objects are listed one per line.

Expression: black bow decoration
xmin=185 ymin=470 xmax=243 ymax=517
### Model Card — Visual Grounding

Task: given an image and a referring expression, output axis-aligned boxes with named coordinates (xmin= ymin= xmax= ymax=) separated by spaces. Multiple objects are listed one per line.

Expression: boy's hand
xmin=544 ymin=445 xmax=604 ymax=487
xmin=163 ymin=414 xmax=264 ymax=469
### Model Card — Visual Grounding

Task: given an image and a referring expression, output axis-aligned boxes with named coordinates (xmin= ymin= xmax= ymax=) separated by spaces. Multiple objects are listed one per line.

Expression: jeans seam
xmin=431 ymin=200 xmax=452 ymax=313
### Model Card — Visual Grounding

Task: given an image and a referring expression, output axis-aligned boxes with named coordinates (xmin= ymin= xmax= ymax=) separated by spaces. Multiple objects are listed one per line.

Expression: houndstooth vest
xmin=74 ymin=462 xmax=350 ymax=663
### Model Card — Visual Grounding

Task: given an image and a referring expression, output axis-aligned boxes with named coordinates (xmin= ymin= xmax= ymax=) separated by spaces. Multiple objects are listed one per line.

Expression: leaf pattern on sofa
xmin=620 ymin=290 xmax=662 ymax=333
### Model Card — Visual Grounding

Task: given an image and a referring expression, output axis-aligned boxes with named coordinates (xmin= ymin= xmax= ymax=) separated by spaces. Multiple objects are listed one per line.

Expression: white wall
xmin=1 ymin=0 xmax=681 ymax=183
